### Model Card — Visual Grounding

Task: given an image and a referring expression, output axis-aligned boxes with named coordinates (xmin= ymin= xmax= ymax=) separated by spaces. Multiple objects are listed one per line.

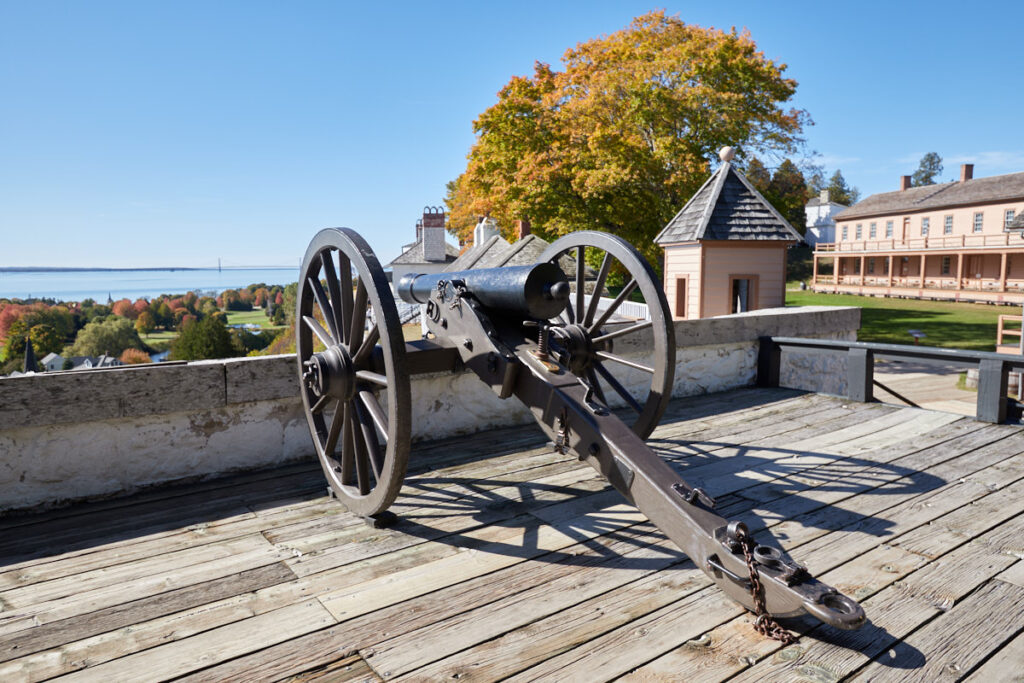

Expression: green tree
xmin=767 ymin=159 xmax=808 ymax=233
xmin=911 ymin=152 xmax=943 ymax=187
xmin=826 ymin=170 xmax=860 ymax=206
xmin=66 ymin=317 xmax=145 ymax=357
xmin=445 ymin=11 xmax=807 ymax=266
xmin=805 ymin=169 xmax=825 ymax=198
xmin=170 ymin=316 xmax=236 ymax=360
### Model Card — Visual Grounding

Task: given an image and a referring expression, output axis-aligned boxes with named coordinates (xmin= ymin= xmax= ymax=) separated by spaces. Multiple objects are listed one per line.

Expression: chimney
xmin=900 ymin=175 xmax=912 ymax=191
xmin=415 ymin=219 xmax=423 ymax=243
xmin=421 ymin=206 xmax=446 ymax=262
xmin=515 ymin=218 xmax=531 ymax=240
xmin=960 ymin=164 xmax=974 ymax=183
xmin=819 ymin=189 xmax=830 ymax=204
xmin=474 ymin=216 xmax=500 ymax=245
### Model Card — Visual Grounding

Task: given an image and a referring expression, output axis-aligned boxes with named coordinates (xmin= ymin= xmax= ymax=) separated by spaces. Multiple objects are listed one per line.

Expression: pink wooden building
xmin=812 ymin=165 xmax=1024 ymax=304
xmin=656 ymin=148 xmax=801 ymax=319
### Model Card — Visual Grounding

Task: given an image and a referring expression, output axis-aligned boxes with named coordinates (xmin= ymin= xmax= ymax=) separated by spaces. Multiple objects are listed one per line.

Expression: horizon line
xmin=0 ymin=265 xmax=297 ymax=273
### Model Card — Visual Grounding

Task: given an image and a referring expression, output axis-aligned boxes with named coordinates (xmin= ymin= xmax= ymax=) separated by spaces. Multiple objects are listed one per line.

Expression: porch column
xmin=956 ymin=254 xmax=964 ymax=291
xmin=887 ymin=256 xmax=894 ymax=289
xmin=919 ymin=253 xmax=926 ymax=289
xmin=1000 ymin=252 xmax=1008 ymax=291
xmin=859 ymin=256 xmax=866 ymax=285
xmin=812 ymin=254 xmax=819 ymax=285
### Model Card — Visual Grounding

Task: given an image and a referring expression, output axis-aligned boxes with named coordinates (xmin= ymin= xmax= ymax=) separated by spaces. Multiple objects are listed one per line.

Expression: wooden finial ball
xmin=719 ymin=146 xmax=735 ymax=162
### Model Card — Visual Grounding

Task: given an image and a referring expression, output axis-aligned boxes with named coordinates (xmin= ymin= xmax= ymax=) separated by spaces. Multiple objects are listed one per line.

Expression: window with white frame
xmin=869 ymin=222 xmax=877 ymax=238
xmin=868 ymin=257 xmax=875 ymax=274
xmin=842 ymin=225 xmax=848 ymax=240
xmin=974 ymin=212 xmax=984 ymax=233
xmin=855 ymin=224 xmax=862 ymax=239
xmin=885 ymin=220 xmax=893 ymax=237
xmin=941 ymin=256 xmax=951 ymax=275
xmin=944 ymin=215 xmax=953 ymax=234
xmin=1007 ymin=209 xmax=1017 ymax=228
xmin=921 ymin=217 xmax=930 ymax=235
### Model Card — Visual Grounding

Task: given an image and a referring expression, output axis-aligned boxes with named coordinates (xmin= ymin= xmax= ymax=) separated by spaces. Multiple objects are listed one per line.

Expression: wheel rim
xmin=296 ymin=228 xmax=411 ymax=516
xmin=538 ymin=231 xmax=675 ymax=439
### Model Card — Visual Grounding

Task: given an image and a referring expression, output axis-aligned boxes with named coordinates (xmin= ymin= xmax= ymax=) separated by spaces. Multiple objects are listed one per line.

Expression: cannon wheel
xmin=296 ymin=228 xmax=411 ymax=517
xmin=538 ymin=231 xmax=675 ymax=439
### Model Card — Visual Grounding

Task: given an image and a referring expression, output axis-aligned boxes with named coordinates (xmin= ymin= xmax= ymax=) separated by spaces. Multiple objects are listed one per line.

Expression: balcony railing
xmin=816 ymin=275 xmax=1024 ymax=292
xmin=815 ymin=233 xmax=1024 ymax=253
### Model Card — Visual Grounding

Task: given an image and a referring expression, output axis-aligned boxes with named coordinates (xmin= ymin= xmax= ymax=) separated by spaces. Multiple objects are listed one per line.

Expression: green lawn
xmin=140 ymin=329 xmax=177 ymax=344
xmin=785 ymin=290 xmax=1010 ymax=352
xmin=226 ymin=309 xmax=285 ymax=330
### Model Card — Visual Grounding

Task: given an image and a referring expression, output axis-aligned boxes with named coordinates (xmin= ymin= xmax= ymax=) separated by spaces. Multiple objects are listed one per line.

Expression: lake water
xmin=0 ymin=267 xmax=299 ymax=303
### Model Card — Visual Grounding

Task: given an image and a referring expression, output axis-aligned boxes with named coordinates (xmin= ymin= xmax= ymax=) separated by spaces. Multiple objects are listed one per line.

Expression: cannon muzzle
xmin=397 ymin=263 xmax=569 ymax=320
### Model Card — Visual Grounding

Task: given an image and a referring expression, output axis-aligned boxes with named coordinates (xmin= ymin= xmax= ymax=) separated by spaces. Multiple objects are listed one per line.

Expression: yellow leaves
xmin=445 ymin=10 xmax=807 ymax=269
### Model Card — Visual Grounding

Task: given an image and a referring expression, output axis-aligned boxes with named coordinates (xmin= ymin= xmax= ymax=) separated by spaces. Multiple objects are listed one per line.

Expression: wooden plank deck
xmin=2 ymin=387 xmax=1023 ymax=682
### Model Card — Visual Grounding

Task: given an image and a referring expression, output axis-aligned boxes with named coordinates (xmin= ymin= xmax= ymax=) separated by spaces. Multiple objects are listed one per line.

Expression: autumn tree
xmin=912 ymin=152 xmax=943 ymax=187
xmin=135 ymin=311 xmax=156 ymax=335
xmin=111 ymin=299 xmax=136 ymax=319
xmin=1 ymin=321 xmax=63 ymax=361
xmin=66 ymin=317 xmax=144 ymax=358
xmin=744 ymin=158 xmax=772 ymax=195
xmin=445 ymin=11 xmax=807 ymax=266
xmin=119 ymin=348 xmax=151 ymax=364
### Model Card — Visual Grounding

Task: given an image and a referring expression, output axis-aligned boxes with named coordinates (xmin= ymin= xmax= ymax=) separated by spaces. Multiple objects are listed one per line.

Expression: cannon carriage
xmin=295 ymin=226 xmax=866 ymax=638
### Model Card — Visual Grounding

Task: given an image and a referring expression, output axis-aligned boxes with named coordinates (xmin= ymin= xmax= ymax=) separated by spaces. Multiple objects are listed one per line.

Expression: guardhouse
xmin=655 ymin=147 xmax=801 ymax=319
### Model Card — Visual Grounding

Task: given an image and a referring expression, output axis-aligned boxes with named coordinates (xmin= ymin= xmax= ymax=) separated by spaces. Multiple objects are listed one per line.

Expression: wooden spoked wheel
xmin=538 ymin=231 xmax=675 ymax=439
xmin=296 ymin=228 xmax=411 ymax=517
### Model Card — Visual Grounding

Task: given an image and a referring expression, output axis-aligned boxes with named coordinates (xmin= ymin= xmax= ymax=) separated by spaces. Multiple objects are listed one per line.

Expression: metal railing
xmin=758 ymin=336 xmax=1024 ymax=424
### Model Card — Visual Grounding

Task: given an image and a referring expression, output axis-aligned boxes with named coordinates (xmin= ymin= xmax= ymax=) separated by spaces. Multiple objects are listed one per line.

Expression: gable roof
xmin=387 ymin=239 xmax=460 ymax=267
xmin=445 ymin=234 xmax=512 ymax=271
xmin=655 ymin=162 xmax=801 ymax=244
xmin=835 ymin=171 xmax=1024 ymax=221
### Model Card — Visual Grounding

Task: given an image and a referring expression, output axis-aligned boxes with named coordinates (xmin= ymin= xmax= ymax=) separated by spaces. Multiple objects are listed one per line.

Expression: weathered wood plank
xmin=964 ymin=624 xmax=1024 ymax=682
xmin=318 ymin=502 xmax=649 ymax=621
xmin=0 ymin=562 xmax=295 ymax=664
xmin=0 ymin=541 xmax=290 ymax=637
xmin=56 ymin=600 xmax=336 ymax=682
xmin=728 ymin=510 xmax=1024 ymax=682
xmin=373 ymin=545 xmax=696 ymax=678
xmin=505 ymin=589 xmax=744 ymax=682
xmin=855 ymin=580 xmax=1024 ymax=682
xmin=283 ymin=654 xmax=382 ymax=682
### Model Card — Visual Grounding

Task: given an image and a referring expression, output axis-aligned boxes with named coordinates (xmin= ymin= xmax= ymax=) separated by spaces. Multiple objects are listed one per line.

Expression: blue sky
xmin=2 ymin=1 xmax=1022 ymax=269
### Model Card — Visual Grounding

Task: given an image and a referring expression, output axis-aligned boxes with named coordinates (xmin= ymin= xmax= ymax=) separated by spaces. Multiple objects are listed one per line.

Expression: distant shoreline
xmin=0 ymin=266 xmax=294 ymax=273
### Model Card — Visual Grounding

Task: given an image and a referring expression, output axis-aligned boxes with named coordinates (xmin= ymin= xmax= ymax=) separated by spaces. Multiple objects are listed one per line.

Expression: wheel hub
xmin=552 ymin=323 xmax=611 ymax=376
xmin=302 ymin=344 xmax=356 ymax=401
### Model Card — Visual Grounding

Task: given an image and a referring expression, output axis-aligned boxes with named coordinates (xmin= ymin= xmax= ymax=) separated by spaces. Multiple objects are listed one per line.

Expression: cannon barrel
xmin=397 ymin=263 xmax=570 ymax=320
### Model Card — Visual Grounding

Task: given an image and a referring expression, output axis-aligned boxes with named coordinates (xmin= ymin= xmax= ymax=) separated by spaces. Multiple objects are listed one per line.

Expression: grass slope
xmin=786 ymin=290 xmax=1009 ymax=352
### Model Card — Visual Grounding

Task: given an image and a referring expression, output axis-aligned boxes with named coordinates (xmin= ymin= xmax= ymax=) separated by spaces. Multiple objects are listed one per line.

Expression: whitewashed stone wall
xmin=0 ymin=305 xmax=859 ymax=513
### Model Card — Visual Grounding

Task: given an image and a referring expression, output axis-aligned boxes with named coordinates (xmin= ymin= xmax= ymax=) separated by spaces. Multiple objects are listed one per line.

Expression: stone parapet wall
xmin=0 ymin=305 xmax=859 ymax=513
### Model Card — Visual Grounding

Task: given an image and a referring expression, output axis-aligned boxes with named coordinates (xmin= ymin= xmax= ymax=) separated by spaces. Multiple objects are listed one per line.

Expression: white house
xmin=804 ymin=189 xmax=848 ymax=246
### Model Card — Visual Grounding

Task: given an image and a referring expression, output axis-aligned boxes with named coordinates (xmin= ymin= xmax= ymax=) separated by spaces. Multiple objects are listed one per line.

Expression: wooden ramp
xmin=2 ymin=388 xmax=1023 ymax=682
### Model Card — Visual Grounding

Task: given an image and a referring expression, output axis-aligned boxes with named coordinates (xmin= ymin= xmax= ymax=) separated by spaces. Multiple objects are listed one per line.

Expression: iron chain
xmin=735 ymin=527 xmax=796 ymax=644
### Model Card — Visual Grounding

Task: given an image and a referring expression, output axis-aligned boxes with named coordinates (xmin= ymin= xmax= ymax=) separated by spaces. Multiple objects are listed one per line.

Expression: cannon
xmin=295 ymin=227 xmax=866 ymax=639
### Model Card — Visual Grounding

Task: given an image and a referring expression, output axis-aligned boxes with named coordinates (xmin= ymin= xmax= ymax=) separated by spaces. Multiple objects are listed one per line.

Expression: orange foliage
xmin=119 ymin=348 xmax=151 ymax=364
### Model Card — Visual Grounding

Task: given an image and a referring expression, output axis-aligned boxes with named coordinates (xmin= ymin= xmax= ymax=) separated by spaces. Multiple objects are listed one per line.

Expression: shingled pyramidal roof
xmin=655 ymin=150 xmax=802 ymax=245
